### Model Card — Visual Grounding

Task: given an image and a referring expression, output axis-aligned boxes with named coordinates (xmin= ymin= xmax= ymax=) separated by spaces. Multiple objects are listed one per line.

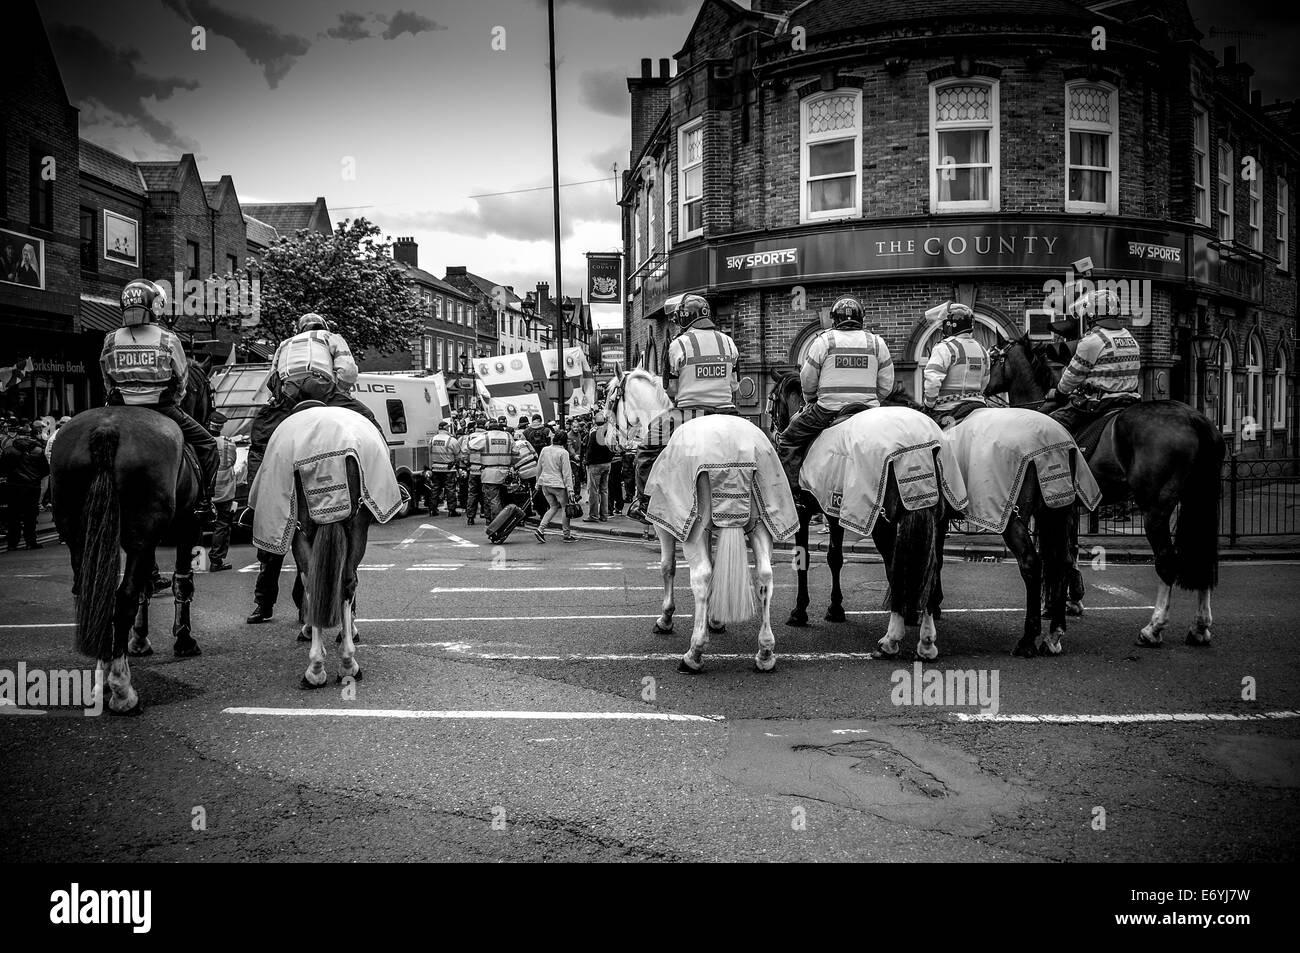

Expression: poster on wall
xmin=103 ymin=210 xmax=139 ymax=266
xmin=0 ymin=228 xmax=45 ymax=289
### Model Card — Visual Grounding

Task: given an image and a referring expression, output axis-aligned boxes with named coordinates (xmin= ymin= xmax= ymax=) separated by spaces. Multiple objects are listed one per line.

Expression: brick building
xmin=621 ymin=0 xmax=1299 ymax=458
xmin=442 ymin=266 xmax=544 ymax=357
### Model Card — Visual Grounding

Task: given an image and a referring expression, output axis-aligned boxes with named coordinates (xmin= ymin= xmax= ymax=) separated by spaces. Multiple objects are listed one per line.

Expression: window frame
xmin=1248 ymin=163 xmax=1263 ymax=252
xmin=1245 ymin=333 xmax=1264 ymax=438
xmin=800 ymin=89 xmax=863 ymax=224
xmin=1272 ymin=348 xmax=1288 ymax=431
xmin=1218 ymin=142 xmax=1235 ymax=243
xmin=1193 ymin=105 xmax=1210 ymax=225
xmin=80 ymin=206 xmax=97 ymax=273
xmin=186 ymin=239 xmax=201 ymax=281
xmin=1217 ymin=339 xmax=1234 ymax=434
xmin=662 ymin=159 xmax=672 ymax=252
xmin=678 ymin=120 xmax=704 ymax=240
xmin=1277 ymin=177 xmax=1290 ymax=272
xmin=1063 ymin=81 xmax=1119 ymax=214
xmin=929 ymin=79 xmax=1000 ymax=214
xmin=385 ymin=399 xmax=408 ymax=435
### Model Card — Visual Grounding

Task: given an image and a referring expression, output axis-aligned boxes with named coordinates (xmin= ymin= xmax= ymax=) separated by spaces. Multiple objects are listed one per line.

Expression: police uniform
xmin=248 ymin=319 xmax=381 ymax=485
xmin=632 ymin=304 xmax=740 ymax=507
xmin=923 ymin=330 xmax=990 ymax=424
xmin=100 ymin=297 xmax=218 ymax=500
xmin=1049 ymin=319 xmax=1141 ymax=435
xmin=463 ymin=422 xmax=488 ymax=524
xmin=479 ymin=425 xmax=517 ymax=522
xmin=425 ymin=425 xmax=461 ymax=516
xmin=511 ymin=435 xmax=540 ymax=515
xmin=778 ymin=301 xmax=894 ymax=487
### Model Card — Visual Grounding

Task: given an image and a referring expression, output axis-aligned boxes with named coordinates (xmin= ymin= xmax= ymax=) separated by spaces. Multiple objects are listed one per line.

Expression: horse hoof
xmin=677 ymin=656 xmax=703 ymax=674
xmin=109 ymin=699 xmax=144 ymax=717
xmin=754 ymin=653 xmax=777 ymax=673
xmin=652 ymin=621 xmax=673 ymax=635
xmin=916 ymin=647 xmax=939 ymax=662
xmin=868 ymin=647 xmax=900 ymax=660
xmin=337 ymin=669 xmax=363 ymax=683
xmin=300 ymin=675 xmax=329 ymax=690
xmin=786 ymin=613 xmax=808 ymax=628
xmin=707 ymin=622 xmax=726 ymax=635
xmin=1135 ymin=633 xmax=1163 ymax=648
xmin=127 ymin=644 xmax=153 ymax=658
xmin=1012 ymin=642 xmax=1038 ymax=659
xmin=1185 ymin=629 xmax=1212 ymax=647
xmin=297 ymin=631 xmax=311 ymax=643
xmin=1066 ymin=602 xmax=1084 ymax=617
xmin=824 ymin=607 xmax=846 ymax=623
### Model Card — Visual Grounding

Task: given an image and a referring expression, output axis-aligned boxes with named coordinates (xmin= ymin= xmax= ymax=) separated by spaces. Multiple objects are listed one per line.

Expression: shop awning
xmin=78 ymin=297 xmax=120 ymax=333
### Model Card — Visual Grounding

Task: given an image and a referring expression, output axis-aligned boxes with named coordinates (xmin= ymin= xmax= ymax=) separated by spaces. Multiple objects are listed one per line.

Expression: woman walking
xmin=535 ymin=432 xmax=576 ymax=543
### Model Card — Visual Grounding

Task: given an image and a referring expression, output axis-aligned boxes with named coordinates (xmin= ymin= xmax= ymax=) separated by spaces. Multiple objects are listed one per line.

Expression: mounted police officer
xmin=628 ymin=293 xmax=739 ymax=524
xmin=778 ymin=295 xmax=894 ymax=488
xmin=100 ymin=278 xmax=217 ymax=523
xmin=922 ymin=302 xmax=990 ymax=428
xmin=1044 ymin=288 xmax=1141 ymax=436
xmin=425 ymin=420 xmax=461 ymax=517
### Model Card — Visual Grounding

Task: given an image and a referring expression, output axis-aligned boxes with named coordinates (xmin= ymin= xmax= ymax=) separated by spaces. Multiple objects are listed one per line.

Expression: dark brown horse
xmin=768 ymin=374 xmax=950 ymax=659
xmin=50 ymin=363 xmax=212 ymax=715
xmin=987 ymin=335 xmax=1225 ymax=647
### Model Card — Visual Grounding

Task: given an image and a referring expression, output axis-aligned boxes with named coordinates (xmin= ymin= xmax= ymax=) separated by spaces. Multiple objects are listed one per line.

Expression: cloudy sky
xmin=38 ymin=0 xmax=1299 ymax=297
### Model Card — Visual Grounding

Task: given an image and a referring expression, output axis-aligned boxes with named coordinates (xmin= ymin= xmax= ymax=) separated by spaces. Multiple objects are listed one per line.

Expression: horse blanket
xmin=944 ymin=408 xmax=1101 ymax=533
xmin=250 ymin=405 xmax=402 ymax=554
xmin=801 ymin=406 xmax=969 ymax=536
xmin=646 ymin=415 xmax=798 ymax=543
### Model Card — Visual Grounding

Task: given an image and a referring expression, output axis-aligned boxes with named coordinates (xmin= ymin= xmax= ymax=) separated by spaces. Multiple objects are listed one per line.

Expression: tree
xmin=247 ymin=218 xmax=424 ymax=359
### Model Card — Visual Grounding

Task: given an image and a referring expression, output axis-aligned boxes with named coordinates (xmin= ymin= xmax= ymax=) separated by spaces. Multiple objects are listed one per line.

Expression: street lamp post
xmin=546 ymin=0 xmax=566 ymax=434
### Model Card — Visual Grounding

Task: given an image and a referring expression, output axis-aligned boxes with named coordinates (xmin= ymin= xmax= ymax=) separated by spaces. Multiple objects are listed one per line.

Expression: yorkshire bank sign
xmin=706 ymin=220 xmax=1190 ymax=291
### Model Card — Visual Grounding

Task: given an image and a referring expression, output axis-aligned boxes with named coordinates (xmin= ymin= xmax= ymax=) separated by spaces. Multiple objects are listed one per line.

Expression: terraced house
xmin=621 ymin=0 xmax=1298 ymax=458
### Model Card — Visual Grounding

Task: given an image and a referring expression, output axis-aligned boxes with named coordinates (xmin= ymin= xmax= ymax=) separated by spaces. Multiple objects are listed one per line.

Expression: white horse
xmin=608 ymin=370 xmax=794 ymax=672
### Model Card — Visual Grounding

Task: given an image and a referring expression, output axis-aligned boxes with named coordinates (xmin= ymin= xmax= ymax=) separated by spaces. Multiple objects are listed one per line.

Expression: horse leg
xmin=824 ymin=517 xmax=846 ymax=622
xmin=302 ymin=625 xmax=329 ymax=688
xmin=108 ymin=552 xmax=149 ymax=715
xmin=293 ymin=529 xmax=312 ymax=643
xmin=337 ymin=521 xmax=363 ymax=679
xmin=916 ymin=611 xmax=939 ymax=661
xmin=749 ymin=524 xmax=777 ymax=672
xmin=1137 ymin=506 xmax=1177 ymax=648
xmin=652 ymin=528 xmax=676 ymax=634
xmin=1186 ymin=589 xmax=1214 ymax=646
xmin=1007 ymin=517 xmax=1043 ymax=658
xmin=705 ymin=530 xmax=727 ymax=634
xmin=677 ymin=525 xmax=713 ymax=673
xmin=128 ymin=545 xmax=156 ymax=657
xmin=786 ymin=503 xmax=812 ymax=627
xmin=1066 ymin=508 xmax=1085 ymax=616
xmin=171 ymin=531 xmax=200 ymax=656
xmin=338 ymin=600 xmax=361 ymax=680
xmin=871 ymin=612 xmax=906 ymax=660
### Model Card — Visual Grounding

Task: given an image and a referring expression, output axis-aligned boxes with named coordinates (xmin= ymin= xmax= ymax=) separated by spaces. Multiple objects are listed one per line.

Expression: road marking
xmin=223 ymin=707 xmax=720 ymax=722
xmin=368 ymin=647 xmax=883 ymax=661
xmin=358 ymin=564 xmax=394 ymax=571
xmin=406 ymin=563 xmax=463 ymax=571
xmin=1094 ymin=582 xmax=1143 ymax=600
xmin=488 ymin=566 xmax=541 ymax=571
xmin=954 ymin=710 xmax=1300 ymax=724
xmin=420 ymin=524 xmax=478 ymax=548
xmin=430 ymin=585 xmax=667 ymax=593
xmin=0 ymin=623 xmax=76 ymax=629
xmin=14 ymin=574 xmax=49 ymax=578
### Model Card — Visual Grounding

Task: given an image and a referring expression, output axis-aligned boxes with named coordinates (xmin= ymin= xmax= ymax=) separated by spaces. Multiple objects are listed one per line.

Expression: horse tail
xmin=75 ymin=426 xmax=121 ymax=658
xmin=890 ymin=504 xmax=940 ymax=625
xmin=306 ymin=522 xmax=348 ymax=634
xmin=709 ymin=526 xmax=755 ymax=623
xmin=1175 ymin=419 xmax=1225 ymax=591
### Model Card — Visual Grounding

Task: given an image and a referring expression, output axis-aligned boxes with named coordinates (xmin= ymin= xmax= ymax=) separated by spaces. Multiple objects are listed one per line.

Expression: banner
xmin=586 ymin=253 xmax=622 ymax=303
xmin=474 ymin=347 xmax=595 ymax=423
xmin=430 ymin=372 xmax=452 ymax=418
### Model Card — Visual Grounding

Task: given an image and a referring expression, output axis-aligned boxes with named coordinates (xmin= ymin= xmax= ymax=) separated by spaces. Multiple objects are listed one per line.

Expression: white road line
xmin=357 ymin=614 xmax=665 ymax=624
xmin=0 ymin=623 xmax=75 ymax=629
xmin=954 ymin=710 xmax=1300 ymax=724
xmin=405 ymin=564 xmax=463 ymax=571
xmin=367 ymin=647 xmax=882 ymax=661
xmin=488 ymin=566 xmax=541 ymax=571
xmin=430 ymin=585 xmax=666 ymax=593
xmin=420 ymin=524 xmax=478 ymax=548
xmin=238 ymin=564 xmax=259 ymax=573
xmin=223 ymin=707 xmax=720 ymax=722
xmin=1094 ymin=582 xmax=1143 ymax=600
xmin=358 ymin=564 xmax=394 ymax=571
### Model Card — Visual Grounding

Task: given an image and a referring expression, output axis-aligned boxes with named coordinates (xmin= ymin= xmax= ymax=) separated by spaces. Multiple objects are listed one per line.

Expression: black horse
xmin=50 ymin=361 xmax=213 ymax=714
xmin=987 ymin=336 xmax=1226 ymax=647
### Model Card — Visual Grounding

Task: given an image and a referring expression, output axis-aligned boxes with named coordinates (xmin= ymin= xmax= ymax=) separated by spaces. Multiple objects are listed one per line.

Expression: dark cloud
xmin=162 ymin=0 xmax=310 ymax=88
xmin=548 ymin=0 xmax=696 ymax=20
xmin=395 ymin=180 xmax=619 ymax=244
xmin=323 ymin=11 xmax=370 ymax=42
xmin=377 ymin=10 xmax=448 ymax=40
xmin=47 ymin=23 xmax=200 ymax=154
xmin=587 ymin=144 xmax=628 ymax=174
xmin=577 ymin=69 xmax=627 ymax=117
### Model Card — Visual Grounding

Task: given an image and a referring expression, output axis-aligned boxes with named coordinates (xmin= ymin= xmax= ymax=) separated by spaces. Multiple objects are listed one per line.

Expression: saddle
xmin=1074 ymin=401 xmax=1136 ymax=459
xmin=936 ymin=402 xmax=986 ymax=431
xmin=830 ymin=402 xmax=872 ymax=426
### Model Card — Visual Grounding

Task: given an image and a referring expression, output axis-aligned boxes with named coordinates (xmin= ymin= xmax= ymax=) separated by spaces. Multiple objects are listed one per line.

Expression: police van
xmin=210 ymin=363 xmax=445 ymax=519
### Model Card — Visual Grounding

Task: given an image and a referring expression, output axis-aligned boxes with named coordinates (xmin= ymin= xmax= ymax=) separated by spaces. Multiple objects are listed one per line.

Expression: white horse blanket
xmin=943 ymin=407 xmax=1102 ymax=532
xmin=801 ymin=406 xmax=969 ymax=536
xmin=250 ymin=406 xmax=402 ymax=555
xmin=646 ymin=415 xmax=798 ymax=543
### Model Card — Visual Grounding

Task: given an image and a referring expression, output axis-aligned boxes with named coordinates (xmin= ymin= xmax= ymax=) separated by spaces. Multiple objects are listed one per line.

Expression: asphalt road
xmin=2 ymin=515 xmax=1297 ymax=862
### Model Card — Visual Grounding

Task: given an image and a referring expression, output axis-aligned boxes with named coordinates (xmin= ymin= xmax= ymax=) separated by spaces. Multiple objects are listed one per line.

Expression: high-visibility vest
xmin=1058 ymin=326 xmax=1141 ymax=400
xmin=428 ymin=432 xmax=460 ymax=471
xmin=480 ymin=430 xmax=515 ymax=484
xmin=923 ymin=333 xmax=990 ymax=411
xmin=513 ymin=439 xmax=539 ymax=481
xmin=100 ymin=324 xmax=188 ymax=406
xmin=668 ymin=327 xmax=739 ymax=409
xmin=274 ymin=330 xmax=344 ymax=384
xmin=802 ymin=328 xmax=895 ymax=411
xmin=465 ymin=430 xmax=487 ymax=474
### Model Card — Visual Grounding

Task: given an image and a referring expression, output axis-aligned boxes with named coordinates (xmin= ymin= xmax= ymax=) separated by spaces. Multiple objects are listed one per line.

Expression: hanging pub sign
xmin=586 ymin=253 xmax=622 ymax=303
xmin=1191 ymin=236 xmax=1263 ymax=303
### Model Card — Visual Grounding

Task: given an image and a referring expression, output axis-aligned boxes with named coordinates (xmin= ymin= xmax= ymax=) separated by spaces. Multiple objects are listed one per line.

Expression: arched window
xmin=1244 ymin=333 xmax=1264 ymax=439
xmin=910 ymin=314 xmax=1006 ymax=400
xmin=1216 ymin=339 xmax=1234 ymax=433
xmin=1273 ymin=347 xmax=1288 ymax=431
xmin=644 ymin=337 xmax=659 ymax=377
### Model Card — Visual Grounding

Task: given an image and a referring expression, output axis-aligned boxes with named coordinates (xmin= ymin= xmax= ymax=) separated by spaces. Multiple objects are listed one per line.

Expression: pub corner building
xmin=621 ymin=0 xmax=1300 ymax=459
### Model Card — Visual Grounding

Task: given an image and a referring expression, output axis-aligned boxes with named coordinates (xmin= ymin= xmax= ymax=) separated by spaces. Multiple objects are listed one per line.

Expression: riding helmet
xmin=941 ymin=302 xmax=975 ymax=336
xmin=829 ymin=296 xmax=865 ymax=328
xmin=1070 ymin=288 xmax=1123 ymax=322
xmin=671 ymin=294 xmax=712 ymax=328
xmin=121 ymin=279 xmax=169 ymax=328
xmin=297 ymin=312 xmax=330 ymax=333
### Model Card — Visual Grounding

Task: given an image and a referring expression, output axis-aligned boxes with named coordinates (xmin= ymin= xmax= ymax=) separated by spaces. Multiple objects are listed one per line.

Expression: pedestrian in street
xmin=1 ymin=422 xmax=49 ymax=551
xmin=567 ymin=419 xmax=586 ymax=503
xmin=535 ymin=432 xmax=575 ymax=543
xmin=425 ymin=420 xmax=461 ymax=517
xmin=479 ymin=418 xmax=515 ymax=523
xmin=523 ymin=413 xmax=551 ymax=456
xmin=511 ymin=430 xmax=540 ymax=517
xmin=583 ymin=413 xmax=613 ymax=523
xmin=207 ymin=416 xmax=239 ymax=572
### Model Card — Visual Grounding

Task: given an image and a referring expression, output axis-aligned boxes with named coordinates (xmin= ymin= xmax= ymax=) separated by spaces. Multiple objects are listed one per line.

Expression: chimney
xmin=393 ymin=236 xmax=418 ymax=267
xmin=446 ymin=265 xmax=467 ymax=276
xmin=1217 ymin=44 xmax=1255 ymax=104
xmin=628 ymin=57 xmax=672 ymax=169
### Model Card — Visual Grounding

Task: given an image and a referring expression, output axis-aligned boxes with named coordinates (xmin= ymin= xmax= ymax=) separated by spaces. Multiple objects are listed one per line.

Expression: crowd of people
xmin=0 ymin=412 xmax=68 ymax=551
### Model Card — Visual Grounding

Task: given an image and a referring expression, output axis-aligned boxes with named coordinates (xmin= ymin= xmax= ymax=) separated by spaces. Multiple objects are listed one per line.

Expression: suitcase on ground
xmin=486 ymin=503 xmax=528 ymax=543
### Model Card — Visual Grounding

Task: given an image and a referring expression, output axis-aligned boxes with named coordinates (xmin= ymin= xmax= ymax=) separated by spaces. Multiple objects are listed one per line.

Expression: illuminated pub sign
xmin=664 ymin=220 xmax=1191 ymax=294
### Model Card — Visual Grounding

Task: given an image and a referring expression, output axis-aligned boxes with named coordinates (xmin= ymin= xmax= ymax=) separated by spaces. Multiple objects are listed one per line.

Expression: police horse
xmin=608 ymin=369 xmax=797 ymax=672
xmin=249 ymin=405 xmax=402 ymax=688
xmin=50 ymin=364 xmax=213 ymax=715
xmin=987 ymin=335 xmax=1225 ymax=646
xmin=768 ymin=376 xmax=969 ymax=659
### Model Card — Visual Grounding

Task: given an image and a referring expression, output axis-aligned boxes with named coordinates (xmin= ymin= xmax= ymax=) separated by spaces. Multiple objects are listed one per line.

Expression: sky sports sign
xmin=705 ymin=221 xmax=1190 ymax=292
